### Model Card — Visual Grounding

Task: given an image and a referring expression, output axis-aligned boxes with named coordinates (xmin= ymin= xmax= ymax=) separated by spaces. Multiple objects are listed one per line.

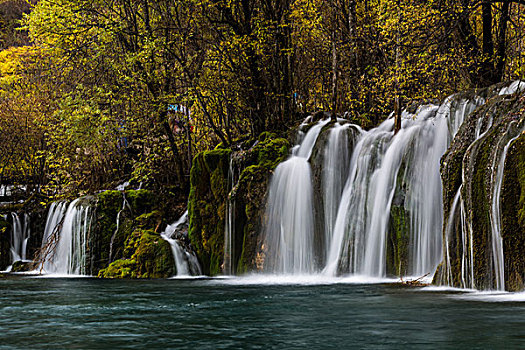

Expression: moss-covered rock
xmin=11 ymin=260 xmax=32 ymax=272
xmin=90 ymin=189 xmax=176 ymax=276
xmin=188 ymin=149 xmax=231 ymax=275
xmin=436 ymin=85 xmax=525 ymax=291
xmin=98 ymin=229 xmax=174 ymax=278
xmin=387 ymin=205 xmax=410 ymax=276
xmin=502 ymin=132 xmax=525 ymax=291
xmin=188 ymin=132 xmax=290 ymax=276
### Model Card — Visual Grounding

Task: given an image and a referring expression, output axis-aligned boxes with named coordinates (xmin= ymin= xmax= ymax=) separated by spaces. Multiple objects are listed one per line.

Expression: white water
xmin=324 ymin=99 xmax=482 ymax=278
xmin=263 ymin=119 xmax=329 ymax=274
xmin=498 ymin=80 xmax=525 ymax=95
xmin=263 ymin=96 xmax=484 ymax=279
xmin=490 ymin=125 xmax=524 ymax=290
xmin=9 ymin=213 xmax=30 ymax=263
xmin=109 ymin=192 xmax=131 ymax=263
xmin=224 ymin=158 xmax=237 ymax=275
xmin=161 ymin=211 xmax=202 ymax=276
xmin=321 ymin=123 xmax=360 ymax=262
xmin=40 ymin=198 xmax=95 ymax=275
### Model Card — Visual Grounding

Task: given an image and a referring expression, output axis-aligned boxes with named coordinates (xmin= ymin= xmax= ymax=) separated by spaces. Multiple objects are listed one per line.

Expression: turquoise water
xmin=1 ymin=276 xmax=525 ymax=349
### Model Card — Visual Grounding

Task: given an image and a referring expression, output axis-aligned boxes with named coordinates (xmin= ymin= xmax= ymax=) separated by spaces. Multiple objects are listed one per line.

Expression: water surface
xmin=1 ymin=276 xmax=524 ymax=349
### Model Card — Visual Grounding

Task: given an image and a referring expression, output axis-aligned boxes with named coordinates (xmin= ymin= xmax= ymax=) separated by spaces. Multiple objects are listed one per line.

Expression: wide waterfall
xmin=39 ymin=197 xmax=96 ymax=275
xmin=263 ymin=95 xmax=485 ymax=278
xmin=161 ymin=211 xmax=202 ymax=277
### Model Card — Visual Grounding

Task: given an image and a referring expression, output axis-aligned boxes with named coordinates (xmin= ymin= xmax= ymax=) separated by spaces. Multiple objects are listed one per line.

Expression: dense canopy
xmin=0 ymin=0 xmax=524 ymax=195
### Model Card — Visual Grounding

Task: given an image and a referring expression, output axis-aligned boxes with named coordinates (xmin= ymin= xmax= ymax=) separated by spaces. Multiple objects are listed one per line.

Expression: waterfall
xmin=9 ymin=213 xmax=30 ymax=263
xmin=224 ymin=157 xmax=238 ymax=275
xmin=40 ymin=197 xmax=96 ymax=275
xmin=260 ymin=93 xmax=487 ymax=278
xmin=109 ymin=192 xmax=131 ymax=263
xmin=263 ymin=119 xmax=329 ymax=274
xmin=321 ymin=123 xmax=360 ymax=263
xmin=161 ymin=211 xmax=202 ymax=277
xmin=490 ymin=126 xmax=524 ymax=290
xmin=436 ymin=83 xmax=524 ymax=290
xmin=322 ymin=97 xmax=483 ymax=278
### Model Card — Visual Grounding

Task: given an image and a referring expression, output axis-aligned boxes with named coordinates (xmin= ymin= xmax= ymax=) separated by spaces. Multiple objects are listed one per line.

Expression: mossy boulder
xmin=98 ymin=229 xmax=174 ymax=278
xmin=91 ymin=189 xmax=173 ymax=276
xmin=11 ymin=260 xmax=32 ymax=272
xmin=387 ymin=205 xmax=410 ymax=276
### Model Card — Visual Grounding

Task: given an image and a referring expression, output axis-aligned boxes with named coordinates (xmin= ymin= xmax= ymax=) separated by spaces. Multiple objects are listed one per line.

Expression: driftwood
xmin=399 ymin=273 xmax=431 ymax=287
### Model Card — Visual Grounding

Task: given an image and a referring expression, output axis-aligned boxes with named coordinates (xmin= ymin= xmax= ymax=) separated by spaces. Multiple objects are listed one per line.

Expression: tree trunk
xmin=331 ymin=32 xmax=338 ymax=122
xmin=495 ymin=0 xmax=510 ymax=82
xmin=481 ymin=1 xmax=495 ymax=84
xmin=162 ymin=118 xmax=185 ymax=187
xmin=394 ymin=96 xmax=402 ymax=135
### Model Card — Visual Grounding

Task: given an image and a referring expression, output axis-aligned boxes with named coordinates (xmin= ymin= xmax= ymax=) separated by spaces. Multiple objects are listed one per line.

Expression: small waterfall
xmin=490 ymin=126 xmax=524 ymax=290
xmin=436 ymin=82 xmax=525 ymax=290
xmin=263 ymin=119 xmax=329 ymax=274
xmin=9 ymin=213 xmax=30 ymax=263
xmin=161 ymin=211 xmax=202 ymax=276
xmin=108 ymin=192 xmax=131 ymax=263
xmin=224 ymin=157 xmax=239 ymax=275
xmin=40 ymin=197 xmax=96 ymax=275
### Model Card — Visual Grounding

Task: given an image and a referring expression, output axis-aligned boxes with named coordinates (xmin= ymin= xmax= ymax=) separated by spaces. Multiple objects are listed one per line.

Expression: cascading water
xmin=109 ymin=192 xmax=131 ymax=263
xmin=9 ymin=213 xmax=30 ymax=263
xmin=161 ymin=211 xmax=202 ymax=277
xmin=40 ymin=197 xmax=96 ymax=275
xmin=262 ymin=93 xmax=488 ymax=279
xmin=321 ymin=123 xmax=360 ymax=263
xmin=224 ymin=157 xmax=239 ymax=275
xmin=263 ymin=119 xmax=329 ymax=274
xmin=437 ymin=83 xmax=525 ymax=290
xmin=489 ymin=125 xmax=524 ymax=290
xmin=323 ymin=98 xmax=483 ymax=278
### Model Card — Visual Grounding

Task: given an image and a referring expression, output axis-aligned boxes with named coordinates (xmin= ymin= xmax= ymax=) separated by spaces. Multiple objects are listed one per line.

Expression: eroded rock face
xmin=188 ymin=133 xmax=290 ymax=276
xmin=435 ymin=87 xmax=525 ymax=291
xmin=501 ymin=132 xmax=525 ymax=290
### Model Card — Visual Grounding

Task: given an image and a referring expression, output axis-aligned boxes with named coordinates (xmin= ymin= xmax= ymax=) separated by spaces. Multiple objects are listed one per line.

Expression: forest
xmin=0 ymin=0 xmax=524 ymax=198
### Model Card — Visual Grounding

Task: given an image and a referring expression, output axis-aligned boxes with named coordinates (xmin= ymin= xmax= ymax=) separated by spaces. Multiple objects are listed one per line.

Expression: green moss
xmin=188 ymin=130 xmax=290 ymax=276
xmin=135 ymin=210 xmax=162 ymax=230
xmin=188 ymin=149 xmax=231 ymax=275
xmin=125 ymin=189 xmax=156 ymax=214
xmin=98 ymin=259 xmax=137 ymax=278
xmin=387 ymin=205 xmax=410 ymax=276
xmin=91 ymin=189 xmax=163 ymax=276
xmin=255 ymin=138 xmax=289 ymax=169
xmin=98 ymin=229 xmax=174 ymax=278
xmin=11 ymin=260 xmax=31 ymax=273
xmin=502 ymin=133 xmax=525 ymax=291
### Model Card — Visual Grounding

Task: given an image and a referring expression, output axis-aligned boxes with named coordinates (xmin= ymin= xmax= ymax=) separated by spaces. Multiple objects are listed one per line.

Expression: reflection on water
xmin=1 ymin=277 xmax=525 ymax=349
